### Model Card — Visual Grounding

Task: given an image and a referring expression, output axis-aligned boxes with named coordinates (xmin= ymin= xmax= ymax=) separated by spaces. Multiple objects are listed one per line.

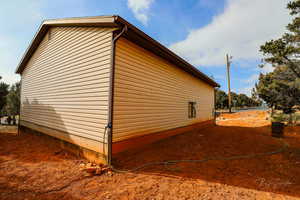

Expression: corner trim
xmin=107 ymin=25 xmax=128 ymax=166
xmin=18 ymin=77 xmax=22 ymax=135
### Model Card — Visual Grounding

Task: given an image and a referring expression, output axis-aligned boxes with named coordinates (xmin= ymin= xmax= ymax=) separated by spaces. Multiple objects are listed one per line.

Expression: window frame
xmin=188 ymin=101 xmax=197 ymax=118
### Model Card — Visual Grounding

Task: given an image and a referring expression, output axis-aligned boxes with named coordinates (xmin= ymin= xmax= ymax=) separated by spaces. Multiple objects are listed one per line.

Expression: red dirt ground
xmin=1 ymin=110 xmax=300 ymax=200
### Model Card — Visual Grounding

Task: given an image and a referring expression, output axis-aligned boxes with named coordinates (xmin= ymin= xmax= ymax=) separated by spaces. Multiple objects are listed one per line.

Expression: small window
xmin=188 ymin=102 xmax=196 ymax=118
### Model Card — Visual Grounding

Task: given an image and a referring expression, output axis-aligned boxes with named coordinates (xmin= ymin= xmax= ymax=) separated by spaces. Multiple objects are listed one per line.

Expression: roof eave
xmin=43 ymin=15 xmax=117 ymax=27
xmin=15 ymin=15 xmax=219 ymax=87
xmin=15 ymin=16 xmax=118 ymax=74
xmin=15 ymin=23 xmax=47 ymax=74
xmin=114 ymin=16 xmax=219 ymax=87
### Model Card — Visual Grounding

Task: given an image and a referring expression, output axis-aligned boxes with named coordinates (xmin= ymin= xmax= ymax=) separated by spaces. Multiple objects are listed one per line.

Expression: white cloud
xmin=243 ymin=74 xmax=259 ymax=84
xmin=0 ymin=0 xmax=43 ymax=85
xmin=0 ymin=0 xmax=96 ymax=85
xmin=260 ymin=64 xmax=274 ymax=74
xmin=0 ymin=36 xmax=21 ymax=84
xmin=170 ymin=0 xmax=291 ymax=67
xmin=237 ymin=73 xmax=259 ymax=97
xmin=237 ymin=86 xmax=253 ymax=96
xmin=237 ymin=70 xmax=274 ymax=97
xmin=127 ymin=0 xmax=154 ymax=25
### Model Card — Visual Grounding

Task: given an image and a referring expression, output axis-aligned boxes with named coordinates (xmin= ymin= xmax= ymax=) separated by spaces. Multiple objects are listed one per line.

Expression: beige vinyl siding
xmin=113 ymin=38 xmax=215 ymax=142
xmin=20 ymin=27 xmax=114 ymax=153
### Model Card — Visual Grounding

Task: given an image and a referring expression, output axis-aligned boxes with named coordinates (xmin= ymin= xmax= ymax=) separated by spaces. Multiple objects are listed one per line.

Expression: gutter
xmin=107 ymin=24 xmax=128 ymax=166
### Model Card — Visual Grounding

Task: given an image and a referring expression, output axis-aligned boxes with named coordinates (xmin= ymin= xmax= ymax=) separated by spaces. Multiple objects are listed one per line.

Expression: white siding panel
xmin=20 ymin=27 xmax=113 ymax=153
xmin=113 ymin=38 xmax=215 ymax=142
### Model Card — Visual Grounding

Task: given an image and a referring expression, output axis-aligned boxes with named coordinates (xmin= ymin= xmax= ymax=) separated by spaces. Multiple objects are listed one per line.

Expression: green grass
xmin=272 ymin=111 xmax=300 ymax=125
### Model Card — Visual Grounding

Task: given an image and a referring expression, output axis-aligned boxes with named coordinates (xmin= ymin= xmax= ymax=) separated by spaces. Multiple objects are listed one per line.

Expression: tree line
xmin=216 ymin=89 xmax=261 ymax=110
xmin=255 ymin=0 xmax=300 ymax=119
xmin=0 ymin=76 xmax=20 ymax=125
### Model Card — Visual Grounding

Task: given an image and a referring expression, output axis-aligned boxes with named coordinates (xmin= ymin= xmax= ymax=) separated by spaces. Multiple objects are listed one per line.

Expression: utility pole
xmin=226 ymin=54 xmax=232 ymax=113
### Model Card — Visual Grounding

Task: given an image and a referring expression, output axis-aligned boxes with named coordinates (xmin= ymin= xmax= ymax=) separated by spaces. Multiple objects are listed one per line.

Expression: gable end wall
xmin=20 ymin=27 xmax=114 ymax=154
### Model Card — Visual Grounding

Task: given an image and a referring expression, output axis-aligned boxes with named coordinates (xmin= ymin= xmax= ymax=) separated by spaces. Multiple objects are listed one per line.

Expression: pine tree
xmin=260 ymin=0 xmax=300 ymax=78
xmin=256 ymin=66 xmax=300 ymax=120
xmin=0 ymin=78 xmax=9 ymax=125
xmin=5 ymin=82 xmax=20 ymax=124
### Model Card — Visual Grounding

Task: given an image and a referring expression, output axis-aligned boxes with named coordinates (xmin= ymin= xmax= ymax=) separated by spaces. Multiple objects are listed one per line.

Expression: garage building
xmin=16 ymin=16 xmax=220 ymax=164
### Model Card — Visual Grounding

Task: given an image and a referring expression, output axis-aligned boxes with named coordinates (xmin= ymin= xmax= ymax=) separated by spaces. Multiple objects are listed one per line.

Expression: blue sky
xmin=0 ymin=0 xmax=292 ymax=95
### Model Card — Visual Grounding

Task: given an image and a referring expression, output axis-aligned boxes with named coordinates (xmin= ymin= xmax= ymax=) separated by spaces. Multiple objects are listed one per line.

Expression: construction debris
xmin=80 ymin=163 xmax=112 ymax=176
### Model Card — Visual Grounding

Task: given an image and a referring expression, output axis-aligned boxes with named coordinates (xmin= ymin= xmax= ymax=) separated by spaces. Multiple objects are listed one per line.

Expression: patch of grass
xmin=272 ymin=111 xmax=300 ymax=125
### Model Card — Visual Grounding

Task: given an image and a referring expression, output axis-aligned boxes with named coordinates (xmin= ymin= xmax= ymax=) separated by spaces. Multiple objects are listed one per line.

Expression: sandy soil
xmin=1 ymin=111 xmax=300 ymax=200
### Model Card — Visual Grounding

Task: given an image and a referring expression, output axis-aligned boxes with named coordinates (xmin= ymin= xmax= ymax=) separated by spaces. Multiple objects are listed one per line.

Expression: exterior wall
xmin=112 ymin=120 xmax=214 ymax=154
xmin=20 ymin=27 xmax=114 ymax=154
xmin=113 ymin=38 xmax=215 ymax=142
